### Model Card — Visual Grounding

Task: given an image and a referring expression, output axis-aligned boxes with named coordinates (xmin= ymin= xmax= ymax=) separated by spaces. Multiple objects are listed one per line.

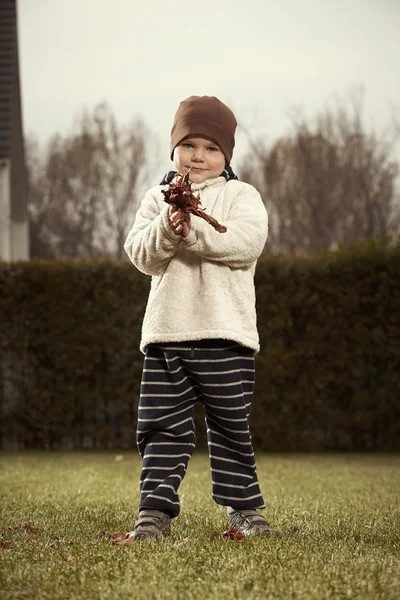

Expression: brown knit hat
xmin=170 ymin=96 xmax=237 ymax=164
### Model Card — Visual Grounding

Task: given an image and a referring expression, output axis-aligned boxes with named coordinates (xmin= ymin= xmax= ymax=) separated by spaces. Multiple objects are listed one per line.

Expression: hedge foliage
xmin=1 ymin=241 xmax=399 ymax=451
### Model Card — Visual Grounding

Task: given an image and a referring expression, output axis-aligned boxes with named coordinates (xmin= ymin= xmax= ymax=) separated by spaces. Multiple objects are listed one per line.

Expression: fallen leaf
xmin=0 ymin=541 xmax=13 ymax=549
xmin=27 ymin=535 xmax=38 ymax=541
xmin=221 ymin=528 xmax=245 ymax=541
xmin=162 ymin=171 xmax=227 ymax=233
xmin=24 ymin=524 xmax=39 ymax=532
xmin=114 ymin=455 xmax=124 ymax=461
xmin=174 ymin=537 xmax=189 ymax=549
xmin=62 ymin=555 xmax=77 ymax=563
xmin=112 ymin=535 xmax=134 ymax=547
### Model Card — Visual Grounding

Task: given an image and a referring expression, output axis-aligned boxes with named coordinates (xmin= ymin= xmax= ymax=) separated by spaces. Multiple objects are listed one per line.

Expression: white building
xmin=0 ymin=0 xmax=29 ymax=261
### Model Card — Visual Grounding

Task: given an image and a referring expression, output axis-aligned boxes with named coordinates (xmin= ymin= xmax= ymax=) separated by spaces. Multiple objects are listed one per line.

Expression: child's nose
xmin=192 ymin=147 xmax=205 ymax=161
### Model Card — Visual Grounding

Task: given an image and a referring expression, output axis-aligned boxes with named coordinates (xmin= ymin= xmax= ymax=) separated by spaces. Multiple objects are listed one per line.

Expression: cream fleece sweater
xmin=124 ymin=176 xmax=268 ymax=354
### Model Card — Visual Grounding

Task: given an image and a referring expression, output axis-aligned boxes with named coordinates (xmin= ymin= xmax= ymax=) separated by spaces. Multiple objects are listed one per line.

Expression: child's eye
xmin=208 ymin=146 xmax=219 ymax=153
xmin=182 ymin=142 xmax=194 ymax=149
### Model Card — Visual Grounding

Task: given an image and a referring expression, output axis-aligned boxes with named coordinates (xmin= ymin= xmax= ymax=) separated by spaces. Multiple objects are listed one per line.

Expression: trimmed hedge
xmin=253 ymin=241 xmax=400 ymax=451
xmin=1 ymin=241 xmax=399 ymax=450
xmin=0 ymin=260 xmax=148 ymax=450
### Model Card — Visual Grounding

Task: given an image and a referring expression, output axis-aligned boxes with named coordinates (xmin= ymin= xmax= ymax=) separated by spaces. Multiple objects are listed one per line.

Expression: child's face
xmin=173 ymin=136 xmax=226 ymax=183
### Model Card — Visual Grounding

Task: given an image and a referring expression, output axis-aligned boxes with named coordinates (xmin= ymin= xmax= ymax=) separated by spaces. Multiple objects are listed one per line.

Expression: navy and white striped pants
xmin=136 ymin=340 xmax=265 ymax=517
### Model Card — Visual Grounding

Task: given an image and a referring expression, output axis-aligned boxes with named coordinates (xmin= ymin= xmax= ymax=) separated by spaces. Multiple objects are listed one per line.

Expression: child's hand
xmin=168 ymin=207 xmax=191 ymax=238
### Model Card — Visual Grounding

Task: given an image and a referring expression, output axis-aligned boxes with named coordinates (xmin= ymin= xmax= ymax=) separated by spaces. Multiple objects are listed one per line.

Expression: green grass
xmin=0 ymin=452 xmax=399 ymax=600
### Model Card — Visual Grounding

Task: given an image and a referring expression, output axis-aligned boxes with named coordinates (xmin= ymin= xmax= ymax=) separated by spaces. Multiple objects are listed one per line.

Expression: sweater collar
xmin=190 ymin=176 xmax=226 ymax=191
xmin=160 ymin=164 xmax=238 ymax=188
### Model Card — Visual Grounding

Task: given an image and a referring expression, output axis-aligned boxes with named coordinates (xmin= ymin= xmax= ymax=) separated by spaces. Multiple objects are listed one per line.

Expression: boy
xmin=124 ymin=96 xmax=280 ymax=539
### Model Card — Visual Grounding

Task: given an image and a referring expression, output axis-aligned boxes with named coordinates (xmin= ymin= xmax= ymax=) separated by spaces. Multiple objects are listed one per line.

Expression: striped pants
xmin=136 ymin=340 xmax=265 ymax=517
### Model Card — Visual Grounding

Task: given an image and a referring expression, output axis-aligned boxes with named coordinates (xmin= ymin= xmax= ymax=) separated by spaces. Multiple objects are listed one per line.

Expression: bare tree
xmin=26 ymin=103 xmax=156 ymax=259
xmin=25 ymin=136 xmax=55 ymax=258
xmin=240 ymin=91 xmax=400 ymax=254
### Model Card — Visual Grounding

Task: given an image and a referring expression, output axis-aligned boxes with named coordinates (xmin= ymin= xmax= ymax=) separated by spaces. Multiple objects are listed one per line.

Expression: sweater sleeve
xmin=124 ymin=189 xmax=181 ymax=276
xmin=182 ymin=186 xmax=268 ymax=268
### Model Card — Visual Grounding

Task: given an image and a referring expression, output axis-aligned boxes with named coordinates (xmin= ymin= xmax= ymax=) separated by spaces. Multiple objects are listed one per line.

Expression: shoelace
xmin=230 ymin=511 xmax=269 ymax=529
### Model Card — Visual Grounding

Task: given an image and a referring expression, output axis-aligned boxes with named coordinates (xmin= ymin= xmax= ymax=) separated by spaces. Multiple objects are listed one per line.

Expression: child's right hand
xmin=168 ymin=207 xmax=191 ymax=238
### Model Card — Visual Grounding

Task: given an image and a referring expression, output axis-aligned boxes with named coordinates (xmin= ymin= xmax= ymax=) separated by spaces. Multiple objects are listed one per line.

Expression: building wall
xmin=0 ymin=161 xmax=11 ymax=261
xmin=11 ymin=219 xmax=28 ymax=260
xmin=0 ymin=160 xmax=28 ymax=261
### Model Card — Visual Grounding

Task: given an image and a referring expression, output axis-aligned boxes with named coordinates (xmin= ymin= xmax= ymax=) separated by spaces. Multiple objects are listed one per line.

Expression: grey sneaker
xmin=229 ymin=509 xmax=282 ymax=537
xmin=128 ymin=509 xmax=171 ymax=540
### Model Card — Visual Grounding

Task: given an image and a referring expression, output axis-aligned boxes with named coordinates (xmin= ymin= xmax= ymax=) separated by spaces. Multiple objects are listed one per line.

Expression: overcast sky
xmin=17 ymin=0 xmax=400 ymax=175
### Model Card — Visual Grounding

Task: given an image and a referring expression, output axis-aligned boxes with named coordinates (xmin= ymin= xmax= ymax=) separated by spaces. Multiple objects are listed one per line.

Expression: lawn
xmin=0 ymin=452 xmax=399 ymax=600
